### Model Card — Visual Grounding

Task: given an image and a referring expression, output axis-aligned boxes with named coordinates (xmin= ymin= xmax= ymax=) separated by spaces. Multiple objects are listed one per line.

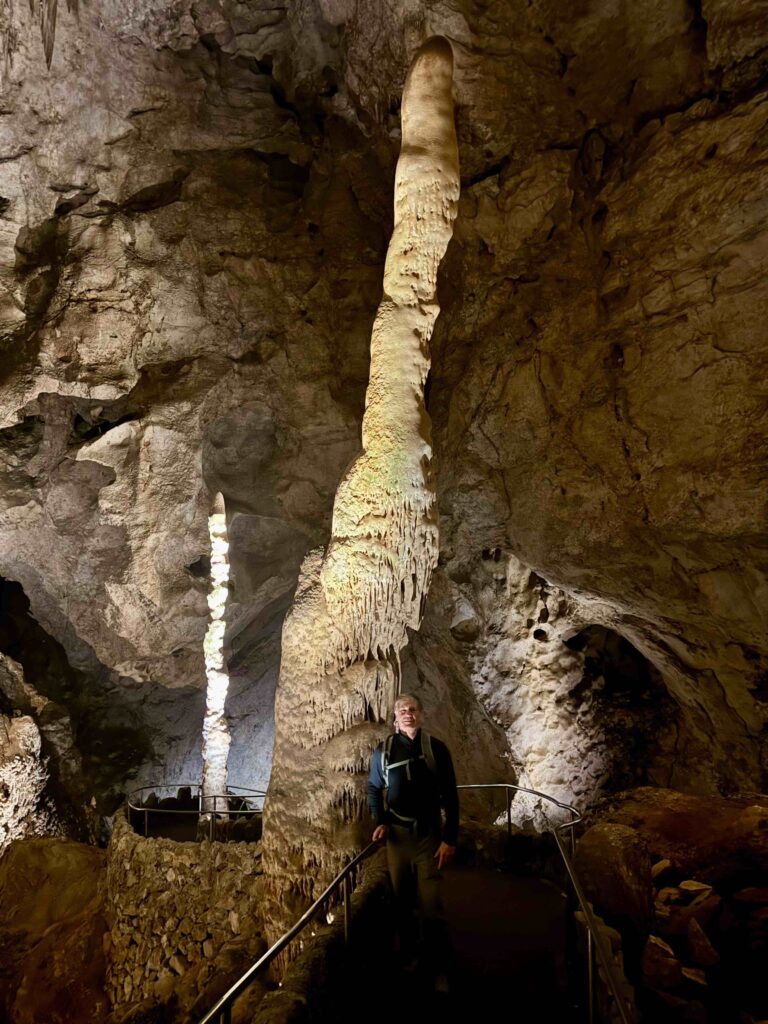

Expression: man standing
xmin=367 ymin=693 xmax=459 ymax=979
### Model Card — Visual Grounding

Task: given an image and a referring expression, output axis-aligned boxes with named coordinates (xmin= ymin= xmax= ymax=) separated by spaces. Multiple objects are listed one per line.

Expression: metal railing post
xmin=210 ymin=795 xmax=215 ymax=842
xmin=506 ymin=787 xmax=512 ymax=839
xmin=343 ymin=874 xmax=352 ymax=945
xmin=144 ymin=808 xmax=148 ymax=838
xmin=587 ymin=927 xmax=595 ymax=1024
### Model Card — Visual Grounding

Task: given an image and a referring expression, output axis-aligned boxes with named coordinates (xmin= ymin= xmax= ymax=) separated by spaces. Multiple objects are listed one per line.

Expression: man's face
xmin=394 ymin=699 xmax=422 ymax=734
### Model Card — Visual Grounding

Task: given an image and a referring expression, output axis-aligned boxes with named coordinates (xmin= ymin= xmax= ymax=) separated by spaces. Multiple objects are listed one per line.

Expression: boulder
xmin=575 ymin=823 xmax=654 ymax=943
xmin=0 ymin=838 xmax=107 ymax=1023
xmin=642 ymin=934 xmax=683 ymax=990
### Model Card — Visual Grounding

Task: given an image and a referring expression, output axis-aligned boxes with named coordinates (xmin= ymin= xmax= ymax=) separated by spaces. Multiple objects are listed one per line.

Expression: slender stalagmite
xmin=201 ymin=491 xmax=231 ymax=813
xmin=261 ymin=36 xmax=460 ymax=942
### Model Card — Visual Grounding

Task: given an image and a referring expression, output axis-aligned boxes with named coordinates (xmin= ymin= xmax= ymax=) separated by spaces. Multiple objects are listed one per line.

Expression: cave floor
xmin=442 ymin=863 xmax=572 ymax=1017
xmin=339 ymin=864 xmax=574 ymax=1023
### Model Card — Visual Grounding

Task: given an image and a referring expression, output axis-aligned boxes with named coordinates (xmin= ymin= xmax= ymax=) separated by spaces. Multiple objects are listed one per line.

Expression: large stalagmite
xmin=261 ymin=36 xmax=460 ymax=939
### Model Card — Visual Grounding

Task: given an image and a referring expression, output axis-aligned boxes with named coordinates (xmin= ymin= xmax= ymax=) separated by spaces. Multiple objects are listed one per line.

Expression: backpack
xmin=381 ymin=730 xmax=437 ymax=785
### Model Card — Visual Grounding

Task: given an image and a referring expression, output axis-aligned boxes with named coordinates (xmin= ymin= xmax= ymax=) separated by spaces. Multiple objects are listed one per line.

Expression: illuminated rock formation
xmin=0 ymin=698 xmax=59 ymax=855
xmin=261 ymin=35 xmax=460 ymax=938
xmin=201 ymin=492 xmax=232 ymax=811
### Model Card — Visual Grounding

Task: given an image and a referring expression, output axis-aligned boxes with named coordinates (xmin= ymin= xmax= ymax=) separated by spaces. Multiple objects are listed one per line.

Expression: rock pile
xmin=105 ymin=811 xmax=265 ymax=1017
xmin=641 ymin=866 xmax=768 ymax=1024
xmin=580 ymin=789 xmax=768 ymax=1024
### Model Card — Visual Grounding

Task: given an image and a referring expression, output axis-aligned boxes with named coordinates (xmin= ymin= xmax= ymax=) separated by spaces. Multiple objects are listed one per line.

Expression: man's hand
xmin=434 ymin=842 xmax=455 ymax=870
xmin=372 ymin=824 xmax=389 ymax=842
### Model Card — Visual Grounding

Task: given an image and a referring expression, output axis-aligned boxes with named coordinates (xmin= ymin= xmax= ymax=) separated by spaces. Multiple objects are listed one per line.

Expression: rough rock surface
xmin=0 ymin=651 xmax=65 ymax=852
xmin=261 ymin=35 xmax=460 ymax=939
xmin=596 ymin=787 xmax=768 ymax=883
xmin=0 ymin=838 xmax=108 ymax=1024
xmin=575 ymin=822 xmax=655 ymax=945
xmin=105 ymin=811 xmax=266 ymax=1017
xmin=0 ymin=0 xmax=764 ymax=940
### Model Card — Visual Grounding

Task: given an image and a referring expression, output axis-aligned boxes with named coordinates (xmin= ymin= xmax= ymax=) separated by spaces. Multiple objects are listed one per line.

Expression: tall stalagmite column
xmin=261 ymin=36 xmax=460 ymax=940
xmin=201 ymin=491 xmax=232 ymax=812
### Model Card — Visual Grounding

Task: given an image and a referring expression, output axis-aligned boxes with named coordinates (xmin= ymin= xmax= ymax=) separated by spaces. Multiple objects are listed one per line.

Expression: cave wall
xmin=0 ymin=0 xmax=765 ymax=830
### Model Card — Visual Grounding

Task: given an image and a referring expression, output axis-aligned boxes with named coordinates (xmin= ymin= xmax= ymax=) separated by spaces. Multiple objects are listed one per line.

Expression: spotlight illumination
xmin=201 ymin=491 xmax=232 ymax=815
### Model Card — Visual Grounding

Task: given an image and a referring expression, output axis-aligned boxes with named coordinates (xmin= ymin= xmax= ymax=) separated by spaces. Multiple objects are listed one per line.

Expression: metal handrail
xmin=126 ymin=784 xmax=266 ymax=841
xmin=198 ymin=841 xmax=380 ymax=1024
xmin=458 ymin=783 xmax=633 ymax=1024
xmin=196 ymin=781 xmax=633 ymax=1024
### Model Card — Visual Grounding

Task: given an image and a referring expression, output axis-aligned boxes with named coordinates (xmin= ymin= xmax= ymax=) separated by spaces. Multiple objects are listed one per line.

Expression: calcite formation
xmin=261 ymin=35 xmax=459 ymax=938
xmin=0 ymin=711 xmax=56 ymax=854
xmin=201 ymin=492 xmax=231 ymax=809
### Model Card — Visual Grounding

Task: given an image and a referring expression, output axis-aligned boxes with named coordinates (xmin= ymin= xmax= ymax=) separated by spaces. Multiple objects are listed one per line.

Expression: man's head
xmin=394 ymin=694 xmax=423 ymax=737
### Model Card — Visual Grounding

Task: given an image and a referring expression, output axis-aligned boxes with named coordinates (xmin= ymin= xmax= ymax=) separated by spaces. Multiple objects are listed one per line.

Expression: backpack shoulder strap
xmin=382 ymin=734 xmax=395 ymax=784
xmin=421 ymin=731 xmax=437 ymax=776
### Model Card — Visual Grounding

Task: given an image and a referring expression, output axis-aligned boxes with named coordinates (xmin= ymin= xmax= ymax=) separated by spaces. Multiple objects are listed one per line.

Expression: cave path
xmin=339 ymin=863 xmax=572 ymax=1023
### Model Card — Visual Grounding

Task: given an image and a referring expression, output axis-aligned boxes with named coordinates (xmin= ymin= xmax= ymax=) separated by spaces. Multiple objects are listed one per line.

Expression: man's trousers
xmin=386 ymin=822 xmax=448 ymax=969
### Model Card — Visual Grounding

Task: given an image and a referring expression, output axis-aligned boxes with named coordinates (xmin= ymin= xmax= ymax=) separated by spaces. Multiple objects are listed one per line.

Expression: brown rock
xmin=680 ymin=880 xmax=713 ymax=897
xmin=600 ymin=791 xmax=768 ymax=883
xmin=682 ymin=966 xmax=707 ymax=987
xmin=575 ymin=823 xmax=654 ymax=940
xmin=652 ymin=859 xmax=674 ymax=881
xmin=687 ymin=917 xmax=720 ymax=967
xmin=169 ymin=953 xmax=189 ymax=976
xmin=642 ymin=934 xmax=683 ymax=990
xmin=0 ymin=839 xmax=107 ymax=1024
xmin=734 ymin=888 xmax=768 ymax=904
xmin=659 ymin=892 xmax=722 ymax=939
xmin=658 ymin=886 xmax=683 ymax=904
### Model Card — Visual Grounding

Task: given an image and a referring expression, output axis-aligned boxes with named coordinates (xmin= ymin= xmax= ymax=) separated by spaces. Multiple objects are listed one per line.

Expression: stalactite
xmin=261 ymin=35 xmax=460 ymax=945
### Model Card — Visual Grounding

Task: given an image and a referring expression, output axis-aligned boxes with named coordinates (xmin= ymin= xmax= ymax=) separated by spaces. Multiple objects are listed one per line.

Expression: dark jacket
xmin=367 ymin=729 xmax=459 ymax=846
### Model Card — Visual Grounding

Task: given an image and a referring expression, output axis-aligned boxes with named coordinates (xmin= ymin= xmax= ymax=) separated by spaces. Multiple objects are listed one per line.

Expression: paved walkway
xmin=354 ymin=862 xmax=573 ymax=1023
xmin=443 ymin=863 xmax=571 ymax=1018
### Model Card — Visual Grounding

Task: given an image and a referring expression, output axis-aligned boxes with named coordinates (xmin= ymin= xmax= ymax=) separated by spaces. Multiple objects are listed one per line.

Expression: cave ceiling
xmin=0 ymin=0 xmax=766 ymax=801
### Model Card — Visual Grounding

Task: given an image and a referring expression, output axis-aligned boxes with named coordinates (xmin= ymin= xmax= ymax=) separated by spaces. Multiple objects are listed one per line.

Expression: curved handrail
xmin=127 ymin=784 xmax=267 ymax=842
xmin=196 ymin=781 xmax=633 ymax=1024
xmin=458 ymin=783 xmax=632 ymax=1024
xmin=198 ymin=841 xmax=380 ymax=1024
xmin=127 ymin=783 xmax=266 ymax=814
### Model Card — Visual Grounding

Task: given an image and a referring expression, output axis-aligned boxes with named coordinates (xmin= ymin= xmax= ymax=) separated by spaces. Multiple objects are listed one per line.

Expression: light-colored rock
xmin=681 ymin=966 xmax=707 ymax=987
xmin=0 ymin=699 xmax=60 ymax=854
xmin=652 ymin=858 xmax=674 ymax=880
xmin=642 ymin=934 xmax=683 ymax=990
xmin=680 ymin=880 xmax=713 ymax=897
xmin=104 ymin=811 xmax=264 ymax=1017
xmin=261 ymin=35 xmax=460 ymax=942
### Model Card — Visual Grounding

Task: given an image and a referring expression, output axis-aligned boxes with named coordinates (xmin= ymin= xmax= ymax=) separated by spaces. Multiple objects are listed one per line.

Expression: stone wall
xmin=104 ymin=811 xmax=265 ymax=1015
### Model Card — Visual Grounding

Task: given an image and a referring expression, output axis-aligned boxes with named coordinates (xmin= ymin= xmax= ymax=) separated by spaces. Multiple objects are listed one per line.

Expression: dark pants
xmin=387 ymin=823 xmax=449 ymax=972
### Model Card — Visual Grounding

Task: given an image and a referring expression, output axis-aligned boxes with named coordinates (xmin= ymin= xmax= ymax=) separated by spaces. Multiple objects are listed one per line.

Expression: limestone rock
xmin=687 ymin=917 xmax=720 ymax=968
xmin=0 ymin=703 xmax=60 ymax=854
xmin=575 ymin=823 xmax=655 ymax=942
xmin=642 ymin=934 xmax=683 ymax=991
xmin=597 ymin=789 xmax=768 ymax=883
xmin=0 ymin=838 xmax=107 ymax=1023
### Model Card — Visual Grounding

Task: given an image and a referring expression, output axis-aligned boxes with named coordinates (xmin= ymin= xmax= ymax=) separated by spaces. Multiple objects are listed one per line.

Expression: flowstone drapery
xmin=261 ymin=36 xmax=460 ymax=940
